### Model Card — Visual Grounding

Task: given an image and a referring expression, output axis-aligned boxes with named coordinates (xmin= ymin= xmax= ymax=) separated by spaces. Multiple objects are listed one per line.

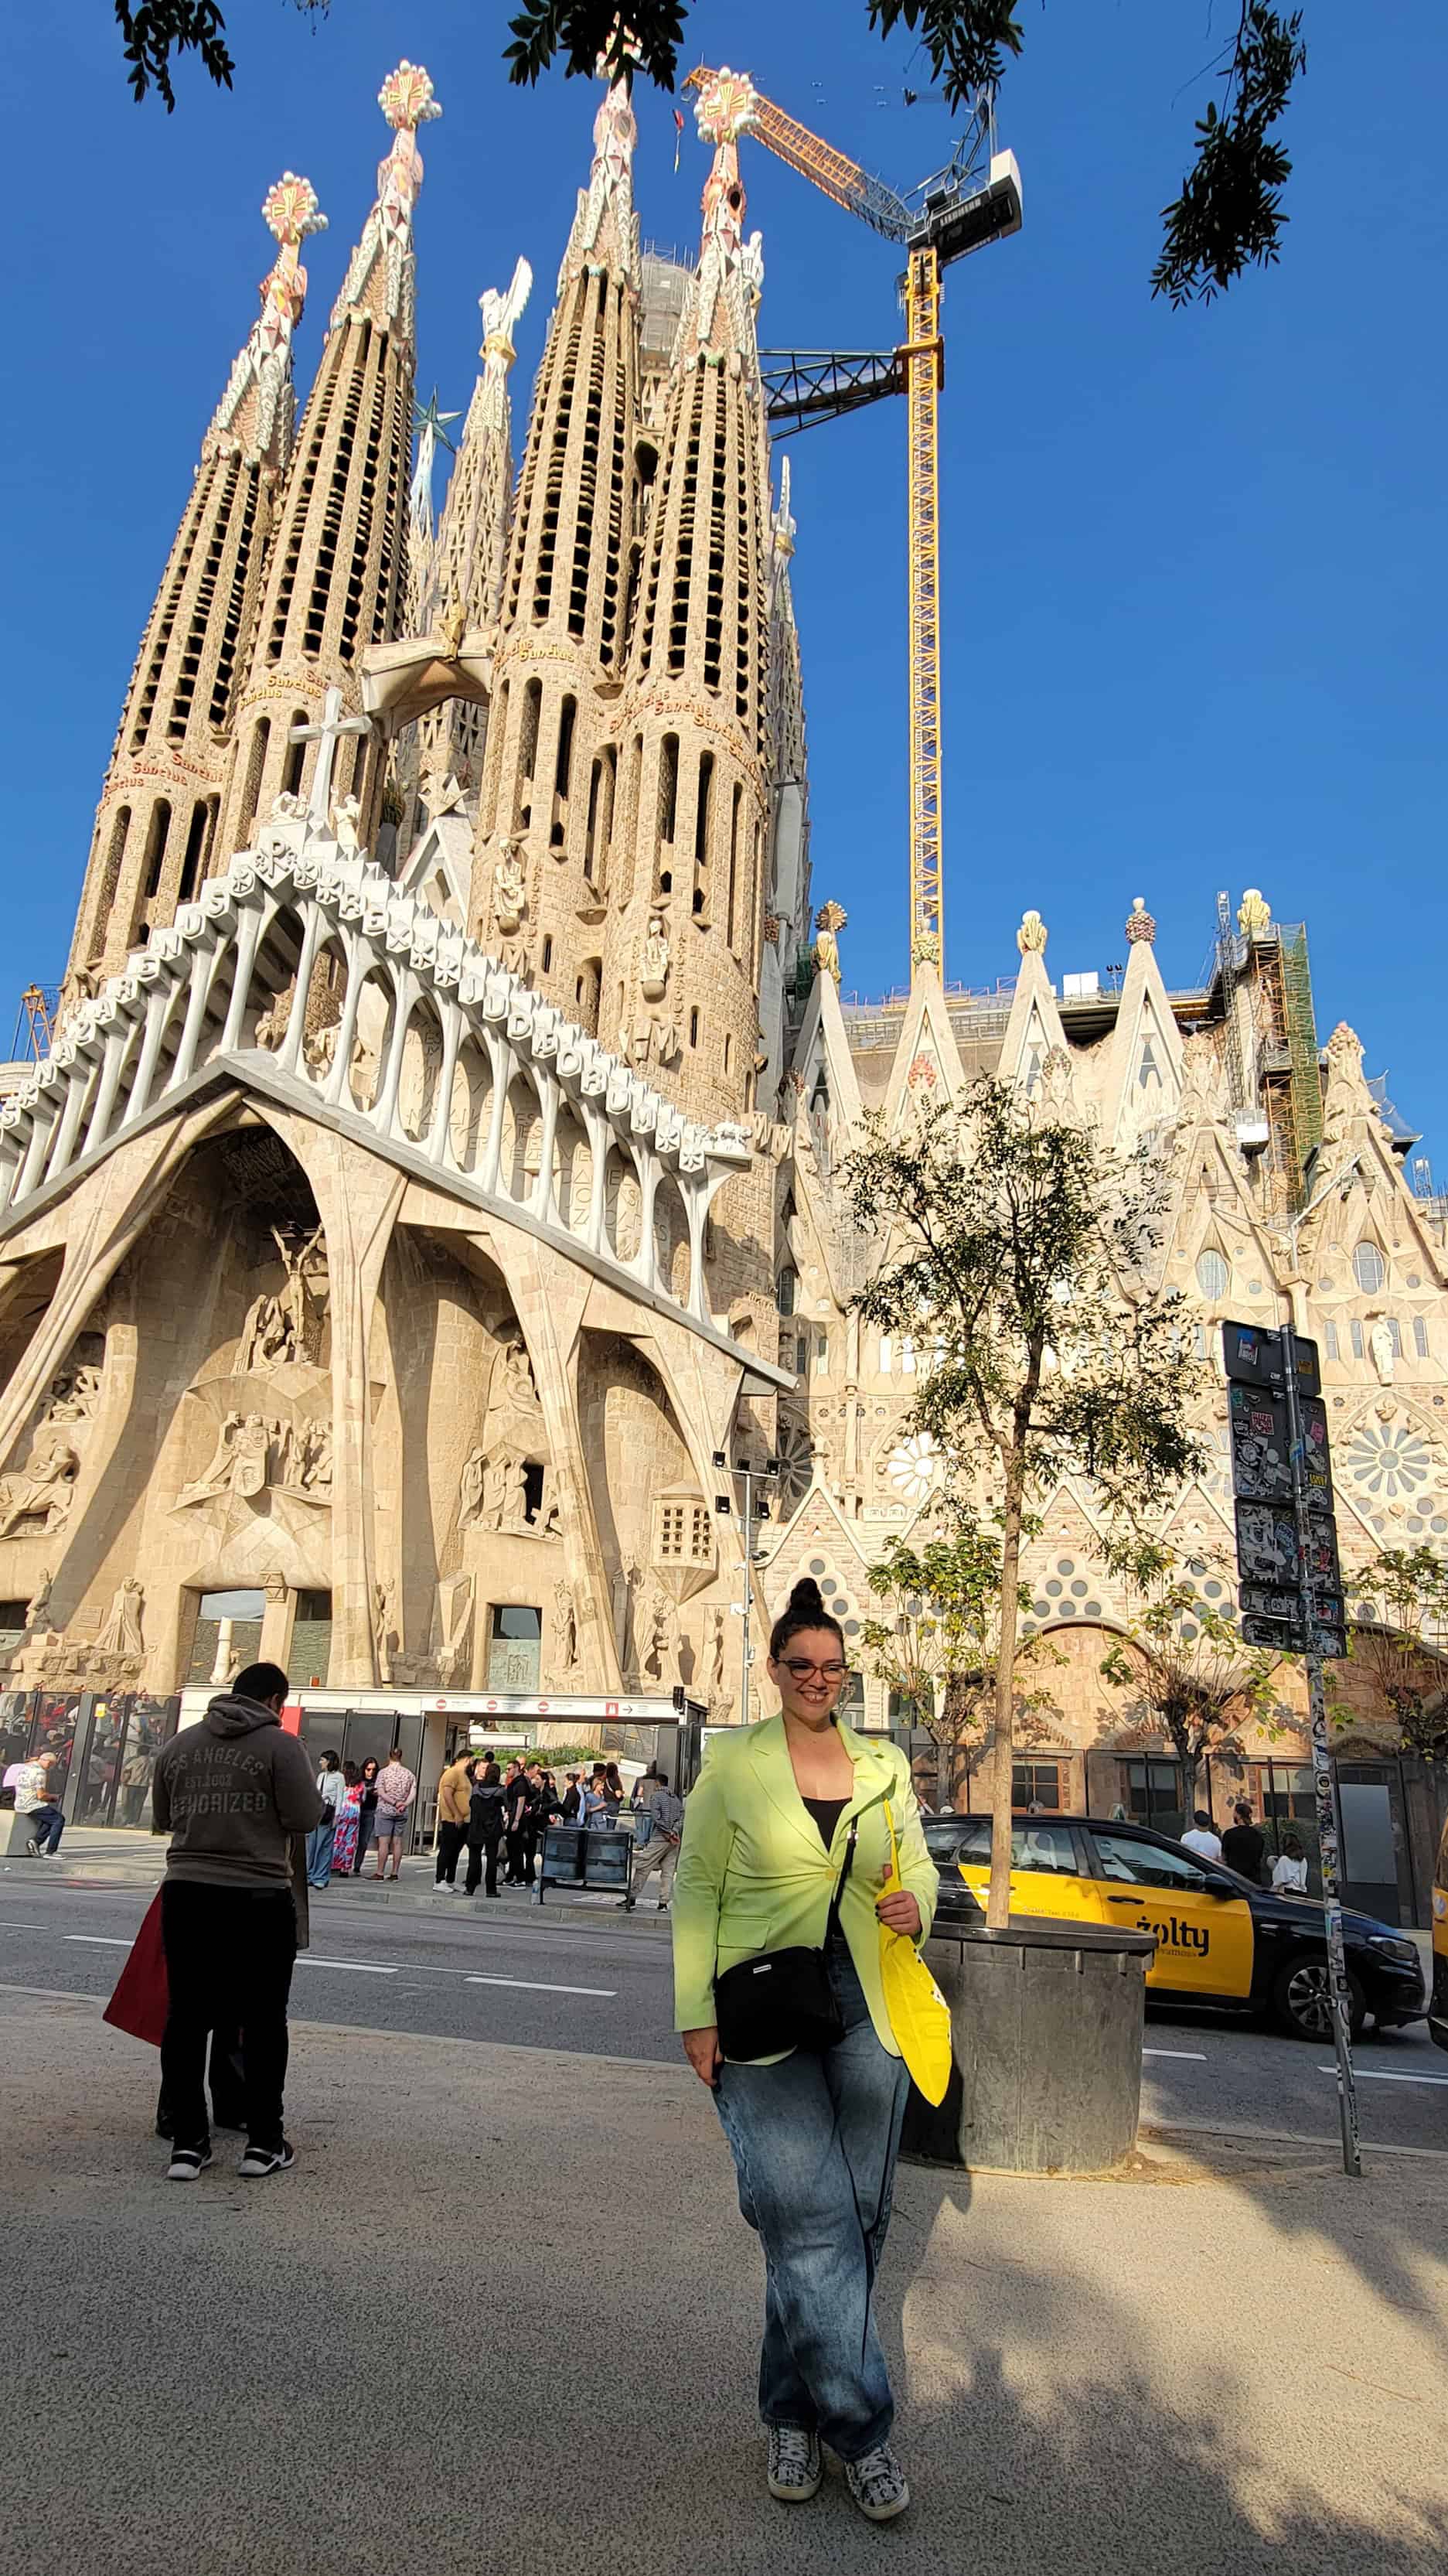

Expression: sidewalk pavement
xmin=2 ymin=1987 xmax=1445 ymax=2576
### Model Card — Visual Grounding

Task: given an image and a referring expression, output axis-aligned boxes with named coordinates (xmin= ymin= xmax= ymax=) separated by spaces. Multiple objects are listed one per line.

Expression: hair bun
xmin=786 ymin=1576 xmax=826 ymax=1620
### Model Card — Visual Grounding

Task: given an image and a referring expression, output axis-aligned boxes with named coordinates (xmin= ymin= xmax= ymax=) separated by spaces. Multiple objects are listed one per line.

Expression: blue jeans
xmin=28 ymin=1803 xmax=65 ymax=1854
xmin=714 ymin=1938 xmax=908 ymax=2462
xmin=305 ymin=1812 xmax=336 ymax=1888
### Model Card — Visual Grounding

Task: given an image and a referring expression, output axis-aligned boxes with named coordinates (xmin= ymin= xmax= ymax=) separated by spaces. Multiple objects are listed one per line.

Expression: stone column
xmin=260 ymin=1111 xmax=407 ymax=1687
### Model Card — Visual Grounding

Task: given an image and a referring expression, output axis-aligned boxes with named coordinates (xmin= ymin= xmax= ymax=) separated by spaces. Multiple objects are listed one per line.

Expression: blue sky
xmin=5 ymin=2 xmax=1444 ymax=1156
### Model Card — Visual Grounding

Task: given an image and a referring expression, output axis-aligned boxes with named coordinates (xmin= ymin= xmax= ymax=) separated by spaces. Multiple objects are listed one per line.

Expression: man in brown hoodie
xmin=151 ymin=1662 xmax=323 ymax=2182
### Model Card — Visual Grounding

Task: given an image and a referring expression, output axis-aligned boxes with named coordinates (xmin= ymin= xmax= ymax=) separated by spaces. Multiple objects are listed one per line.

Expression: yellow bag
xmin=879 ymin=1797 xmax=953 ymax=2106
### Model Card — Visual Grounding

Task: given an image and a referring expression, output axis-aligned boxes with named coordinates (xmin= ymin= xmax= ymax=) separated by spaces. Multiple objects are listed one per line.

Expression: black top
xmin=1221 ymin=1823 xmax=1266 ymax=1884
xmin=802 ymin=1795 xmax=848 ymax=1850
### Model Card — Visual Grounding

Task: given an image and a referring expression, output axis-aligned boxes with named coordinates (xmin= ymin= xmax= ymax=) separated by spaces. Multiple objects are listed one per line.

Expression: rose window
xmin=775 ymin=1416 xmax=813 ymax=1510
xmin=1344 ymin=1418 xmax=1433 ymax=1499
xmin=888 ymin=1431 xmax=942 ymax=1503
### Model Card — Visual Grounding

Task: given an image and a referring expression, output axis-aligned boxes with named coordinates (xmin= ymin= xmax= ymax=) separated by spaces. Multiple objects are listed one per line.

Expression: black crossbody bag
xmin=713 ymin=1820 xmax=857 ymax=2062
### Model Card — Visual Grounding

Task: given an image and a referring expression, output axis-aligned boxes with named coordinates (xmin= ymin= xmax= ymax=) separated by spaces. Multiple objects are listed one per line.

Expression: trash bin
xmin=901 ymin=1915 xmax=1157 ymax=2175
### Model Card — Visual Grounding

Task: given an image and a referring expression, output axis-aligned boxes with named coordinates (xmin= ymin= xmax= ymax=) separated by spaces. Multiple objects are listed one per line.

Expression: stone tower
xmin=469 ymin=68 xmax=643 ymax=1027
xmin=64 ymin=172 xmax=327 ymax=997
xmin=603 ymin=67 xmax=773 ymax=1127
xmin=221 ymin=61 xmax=440 ymax=855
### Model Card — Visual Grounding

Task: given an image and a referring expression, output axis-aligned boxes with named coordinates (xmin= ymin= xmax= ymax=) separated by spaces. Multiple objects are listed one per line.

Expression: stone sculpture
xmin=0 ymin=1437 xmax=80 ymax=1540
xmin=95 ymin=1578 xmax=145 ymax=1658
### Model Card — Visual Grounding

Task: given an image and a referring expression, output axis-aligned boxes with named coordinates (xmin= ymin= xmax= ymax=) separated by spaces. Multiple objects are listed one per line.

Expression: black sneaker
xmin=165 ymin=2146 xmax=212 ymax=2182
xmin=237 ymin=2140 xmax=296 ymax=2179
xmin=766 ymin=2424 xmax=822 ymax=2503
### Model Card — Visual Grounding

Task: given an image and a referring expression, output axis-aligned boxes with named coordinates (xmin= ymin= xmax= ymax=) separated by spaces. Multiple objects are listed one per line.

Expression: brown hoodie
xmin=152 ymin=1692 xmax=325 ymax=1889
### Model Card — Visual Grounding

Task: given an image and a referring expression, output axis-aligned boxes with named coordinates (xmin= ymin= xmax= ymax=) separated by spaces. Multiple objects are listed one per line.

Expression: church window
xmin=575 ymin=958 xmax=601 ymax=1039
xmin=777 ymin=1267 xmax=797 ymax=1316
xmin=901 ymin=1336 xmax=917 ymax=1375
xmin=98 ymin=804 xmax=131 ymax=919
xmin=584 ymin=759 xmax=601 ymax=880
xmin=542 ymin=935 xmax=553 ymax=974
xmin=659 ymin=735 xmax=678 ymax=848
xmin=693 ymin=753 xmax=714 ymax=918
xmin=177 ymin=801 xmax=208 ymax=904
xmin=520 ymin=679 xmax=541 ymax=782
xmin=723 ymin=1033 xmax=732 ymax=1076
xmin=1385 ymin=1317 xmax=1402 ymax=1358
xmin=1137 ymin=1036 xmax=1163 ymax=1092
xmin=814 ymin=1332 xmax=830 ymax=1375
xmin=1351 ymin=1319 xmax=1365 ymax=1360
xmin=1352 ymin=1242 xmax=1385 ymax=1294
xmin=554 ymin=694 xmax=576 ymax=800
xmin=689 ymin=1008 xmax=699 ymax=1049
xmin=281 ymin=709 xmax=308 ymax=800
xmin=141 ymin=800 xmax=172 ymax=900
xmin=1194 ymin=1323 xmax=1207 ymax=1360
xmin=656 ymin=1497 xmax=712 ymax=1567
xmin=1195 ymin=1249 xmax=1228 ymax=1302
xmin=725 ymin=785 xmax=741 ymax=951
xmin=1414 ymin=1316 xmax=1429 ymax=1359
xmin=1324 ymin=1322 xmax=1340 ymax=1360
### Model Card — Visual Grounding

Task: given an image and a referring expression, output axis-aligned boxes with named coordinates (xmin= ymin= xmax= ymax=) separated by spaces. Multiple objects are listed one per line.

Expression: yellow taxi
xmin=925 ymin=1810 xmax=1426 ymax=2042
xmin=1431 ymin=1810 xmax=1448 ymax=2055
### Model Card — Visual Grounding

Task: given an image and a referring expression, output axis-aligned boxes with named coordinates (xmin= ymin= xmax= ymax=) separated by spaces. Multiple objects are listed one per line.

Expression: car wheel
xmin=1273 ymin=1953 xmax=1365 ymax=2042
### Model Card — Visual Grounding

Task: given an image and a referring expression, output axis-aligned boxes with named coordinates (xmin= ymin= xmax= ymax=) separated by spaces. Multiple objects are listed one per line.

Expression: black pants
xmin=159 ymin=1881 xmax=297 ymax=2153
xmin=434 ymin=1819 xmax=467 ymax=1885
xmin=465 ymin=1830 xmax=502 ymax=1896
xmin=353 ymin=1810 xmax=376 ymax=1874
xmin=156 ymin=2024 xmax=245 ymax=2138
xmin=506 ymin=1826 xmax=535 ymax=1886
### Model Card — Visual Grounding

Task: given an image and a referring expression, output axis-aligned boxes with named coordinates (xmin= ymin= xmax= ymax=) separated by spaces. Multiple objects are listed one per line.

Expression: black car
xmin=922 ymin=1810 xmax=1426 ymax=2042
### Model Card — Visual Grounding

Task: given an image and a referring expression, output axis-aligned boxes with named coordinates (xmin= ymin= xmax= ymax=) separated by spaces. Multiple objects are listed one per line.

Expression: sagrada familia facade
xmin=1 ymin=61 xmax=1442 ymax=1848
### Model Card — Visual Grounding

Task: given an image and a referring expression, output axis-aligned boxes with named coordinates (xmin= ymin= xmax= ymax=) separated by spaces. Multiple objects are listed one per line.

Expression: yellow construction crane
xmin=686 ymin=70 xmax=1020 ymax=984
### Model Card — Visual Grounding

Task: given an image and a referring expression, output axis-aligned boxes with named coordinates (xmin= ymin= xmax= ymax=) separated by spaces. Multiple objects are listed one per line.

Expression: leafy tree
xmin=861 ymin=1518 xmax=1061 ymax=1810
xmin=845 ymin=1080 xmax=1204 ymax=1924
xmin=1099 ymin=1539 xmax=1283 ymax=1817
xmin=1346 ymin=1546 xmax=1448 ymax=1764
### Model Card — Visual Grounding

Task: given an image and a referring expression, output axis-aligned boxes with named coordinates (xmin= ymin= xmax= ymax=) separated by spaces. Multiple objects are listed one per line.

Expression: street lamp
xmin=714 ymin=1451 xmax=779 ymax=1730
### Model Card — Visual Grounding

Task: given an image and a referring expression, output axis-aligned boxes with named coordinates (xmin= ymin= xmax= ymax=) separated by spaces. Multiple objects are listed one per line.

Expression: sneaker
xmin=656 ymin=1900 xmax=669 ymax=1912
xmin=24 ymin=1837 xmax=41 ymax=1856
xmin=766 ymin=2424 xmax=822 ymax=2504
xmin=237 ymin=2141 xmax=296 ymax=2179
xmin=844 ymin=2445 xmax=910 ymax=2523
xmin=165 ymin=2147 xmax=212 ymax=2182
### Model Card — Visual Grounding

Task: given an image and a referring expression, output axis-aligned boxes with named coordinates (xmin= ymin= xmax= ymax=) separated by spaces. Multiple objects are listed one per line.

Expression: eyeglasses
xmin=781 ymin=1658 xmax=852 ymax=1684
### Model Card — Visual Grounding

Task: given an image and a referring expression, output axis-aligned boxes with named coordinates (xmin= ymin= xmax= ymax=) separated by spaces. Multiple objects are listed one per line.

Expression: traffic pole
xmin=1279 ymin=1320 xmax=1361 ymax=2178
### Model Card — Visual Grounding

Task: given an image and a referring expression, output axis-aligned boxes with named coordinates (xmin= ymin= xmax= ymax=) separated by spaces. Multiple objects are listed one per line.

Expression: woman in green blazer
xmin=673 ymin=1576 xmax=938 ymax=2523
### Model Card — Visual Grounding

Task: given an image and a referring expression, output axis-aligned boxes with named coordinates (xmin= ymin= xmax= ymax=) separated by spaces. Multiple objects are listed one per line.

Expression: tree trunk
xmin=987 ymin=1438 xmax=1027 ymax=1929
xmin=935 ymin=1730 xmax=951 ymax=1813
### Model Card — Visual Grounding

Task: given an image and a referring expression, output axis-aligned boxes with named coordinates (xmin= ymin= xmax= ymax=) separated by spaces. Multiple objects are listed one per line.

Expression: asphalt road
xmin=2 ymin=1870 xmax=1446 ymax=2153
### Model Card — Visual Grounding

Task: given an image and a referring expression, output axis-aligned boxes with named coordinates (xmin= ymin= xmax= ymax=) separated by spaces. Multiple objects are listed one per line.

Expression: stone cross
xmin=289 ymin=687 xmax=373 ymax=828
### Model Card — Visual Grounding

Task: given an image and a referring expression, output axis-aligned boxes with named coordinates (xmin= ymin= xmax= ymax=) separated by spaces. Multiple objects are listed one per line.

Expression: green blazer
xmin=671 ymin=1714 xmax=939 ymax=2060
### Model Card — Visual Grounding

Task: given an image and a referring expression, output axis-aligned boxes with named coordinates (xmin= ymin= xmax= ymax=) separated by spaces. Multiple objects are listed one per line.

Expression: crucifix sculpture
xmin=288 ymin=687 xmax=373 ymax=830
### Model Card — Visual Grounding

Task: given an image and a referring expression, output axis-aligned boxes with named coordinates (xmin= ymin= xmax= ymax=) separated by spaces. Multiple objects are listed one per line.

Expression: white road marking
xmin=297 ymin=1957 xmax=396 ymax=1976
xmin=0 ymin=1919 xmax=55 ymax=1930
xmin=67 ymin=1935 xmax=132 ymax=1948
xmin=465 ymin=1974 xmax=615 ymax=1997
xmin=1143 ymin=2048 xmax=1208 ymax=2060
xmin=1317 ymin=2064 xmax=1448 ymax=2087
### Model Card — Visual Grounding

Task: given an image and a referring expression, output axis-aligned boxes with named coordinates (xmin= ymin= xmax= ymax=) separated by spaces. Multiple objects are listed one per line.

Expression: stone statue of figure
xmin=813 ymin=901 xmax=847 ymax=984
xmin=706 ymin=1603 xmax=726 ymax=1692
xmin=612 ymin=1557 xmax=639 ymax=1673
xmin=271 ymin=1223 xmax=327 ymax=1364
xmin=373 ymin=1579 xmax=394 ymax=1684
xmin=554 ymin=1581 xmax=578 ymax=1674
xmin=459 ymin=1445 xmax=486 ymax=1528
xmin=1238 ymin=888 xmax=1271 ymax=937
xmin=236 ymin=1289 xmax=291 ymax=1374
xmin=639 ymin=1578 xmax=672 ymax=1682
xmin=1370 ymin=1318 xmax=1395 ymax=1386
xmin=0 ymin=1438 xmax=80 ymax=1540
xmin=502 ymin=1455 xmax=531 ymax=1531
xmin=334 ymin=792 xmax=363 ymax=858
xmin=500 ymin=1338 xmax=536 ymax=1413
xmin=642 ymin=916 xmax=670 ymax=1000
xmin=1017 ymin=909 xmax=1048 ymax=956
xmin=494 ymin=848 xmax=526 ymax=933
xmin=24 ymin=1568 xmax=53 ymax=1631
xmin=537 ymin=1465 xmax=566 ymax=1540
xmin=479 ymin=1452 xmax=511 ymax=1532
xmin=95 ymin=1577 xmax=145 ymax=1659
xmin=46 ymin=1365 xmax=103 ymax=1424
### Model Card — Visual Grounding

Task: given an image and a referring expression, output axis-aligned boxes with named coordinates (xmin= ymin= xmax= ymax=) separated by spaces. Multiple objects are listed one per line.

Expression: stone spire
xmin=221 ymin=63 xmax=441 ymax=855
xmin=65 ymin=172 xmax=328 ymax=996
xmin=601 ymin=66 xmax=773 ymax=1124
xmin=424 ymin=260 xmax=533 ymax=637
xmin=469 ymin=65 xmax=643 ymax=1016
xmin=403 ymin=386 xmax=460 ymax=630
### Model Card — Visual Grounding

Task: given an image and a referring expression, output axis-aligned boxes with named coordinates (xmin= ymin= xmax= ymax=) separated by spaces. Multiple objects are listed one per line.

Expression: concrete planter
xmin=901 ymin=1914 xmax=1157 ymax=2175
